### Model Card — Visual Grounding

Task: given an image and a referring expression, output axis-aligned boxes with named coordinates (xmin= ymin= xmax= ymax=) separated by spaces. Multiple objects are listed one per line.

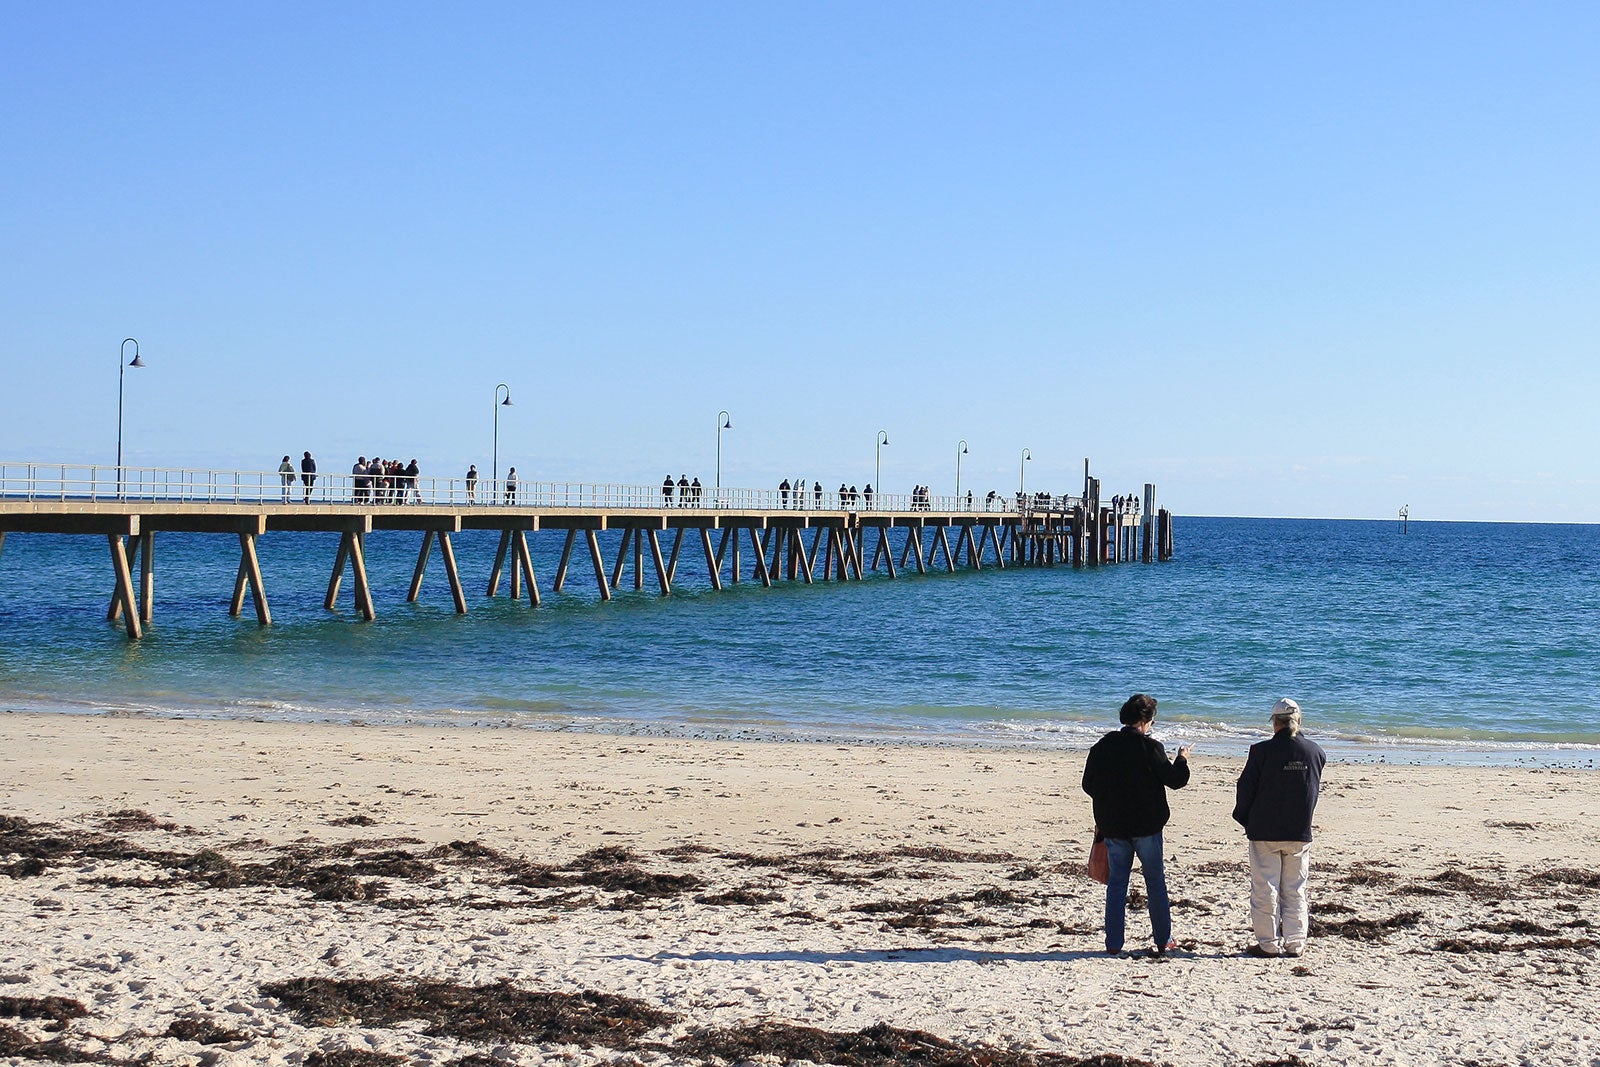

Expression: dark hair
xmin=1119 ymin=693 xmax=1157 ymax=725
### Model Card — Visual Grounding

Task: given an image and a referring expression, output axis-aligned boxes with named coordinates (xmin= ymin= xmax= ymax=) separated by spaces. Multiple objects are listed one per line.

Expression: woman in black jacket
xmin=1082 ymin=693 xmax=1193 ymax=955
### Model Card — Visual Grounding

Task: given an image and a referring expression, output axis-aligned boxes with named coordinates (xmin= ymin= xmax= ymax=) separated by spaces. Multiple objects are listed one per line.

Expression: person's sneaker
xmin=1283 ymin=944 xmax=1305 ymax=958
xmin=1153 ymin=939 xmax=1178 ymax=957
xmin=1244 ymin=943 xmax=1280 ymax=958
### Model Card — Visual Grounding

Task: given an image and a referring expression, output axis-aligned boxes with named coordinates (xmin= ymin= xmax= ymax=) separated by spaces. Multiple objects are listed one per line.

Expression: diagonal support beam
xmin=107 ymin=535 xmax=141 ymax=639
xmin=585 ymin=529 xmax=612 ymax=602
xmin=553 ymin=529 xmax=576 ymax=592
xmin=700 ymin=527 xmax=723 ymax=591
xmin=514 ymin=530 xmax=541 ymax=606
xmin=647 ymin=528 xmax=671 ymax=596
xmin=487 ymin=530 xmax=511 ymax=597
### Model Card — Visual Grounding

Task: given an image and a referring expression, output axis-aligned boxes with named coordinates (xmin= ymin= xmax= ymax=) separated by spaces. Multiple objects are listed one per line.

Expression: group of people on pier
xmin=351 ymin=456 xmax=424 ymax=504
xmin=662 ymin=475 xmax=705 ymax=505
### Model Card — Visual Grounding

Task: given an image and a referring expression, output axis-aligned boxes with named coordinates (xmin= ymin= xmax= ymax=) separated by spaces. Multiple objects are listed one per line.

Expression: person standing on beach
xmin=299 ymin=451 xmax=317 ymax=503
xmin=1082 ymin=693 xmax=1193 ymax=956
xmin=1233 ymin=698 xmax=1327 ymax=959
xmin=277 ymin=456 xmax=295 ymax=503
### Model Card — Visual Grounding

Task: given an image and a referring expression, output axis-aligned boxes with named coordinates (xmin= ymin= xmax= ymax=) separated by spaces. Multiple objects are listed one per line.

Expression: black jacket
xmin=1232 ymin=730 xmax=1327 ymax=842
xmin=1082 ymin=726 xmax=1190 ymax=839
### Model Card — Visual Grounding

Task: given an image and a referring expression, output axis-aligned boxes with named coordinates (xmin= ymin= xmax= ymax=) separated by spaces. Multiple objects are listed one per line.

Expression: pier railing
xmin=0 ymin=462 xmax=1085 ymax=516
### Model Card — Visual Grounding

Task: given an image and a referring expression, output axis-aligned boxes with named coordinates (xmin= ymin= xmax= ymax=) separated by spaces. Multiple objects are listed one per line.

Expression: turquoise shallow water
xmin=1 ymin=517 xmax=1597 ymax=765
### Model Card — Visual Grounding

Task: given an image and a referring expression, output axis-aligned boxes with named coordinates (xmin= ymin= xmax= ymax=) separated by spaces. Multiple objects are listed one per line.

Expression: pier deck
xmin=0 ymin=465 xmax=1174 ymax=638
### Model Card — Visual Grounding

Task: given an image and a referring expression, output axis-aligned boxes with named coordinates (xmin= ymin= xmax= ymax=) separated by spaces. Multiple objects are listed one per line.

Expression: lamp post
xmin=116 ymin=338 xmax=145 ymax=497
xmin=875 ymin=430 xmax=889 ymax=507
xmin=492 ymin=384 xmax=512 ymax=488
xmin=715 ymin=410 xmax=731 ymax=506
xmin=955 ymin=439 xmax=968 ymax=508
xmin=1019 ymin=447 xmax=1032 ymax=501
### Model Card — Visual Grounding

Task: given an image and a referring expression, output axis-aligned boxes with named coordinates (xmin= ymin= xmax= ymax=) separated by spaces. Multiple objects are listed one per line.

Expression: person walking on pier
xmin=403 ymin=459 xmax=421 ymax=504
xmin=678 ymin=474 xmax=690 ymax=504
xmin=466 ymin=464 xmax=478 ymax=504
xmin=813 ymin=481 xmax=822 ymax=509
xmin=300 ymin=452 xmax=317 ymax=504
xmin=690 ymin=477 xmax=702 ymax=504
xmin=863 ymin=484 xmax=874 ymax=510
xmin=780 ymin=479 xmax=791 ymax=508
xmin=1233 ymin=698 xmax=1327 ymax=959
xmin=1082 ymin=693 xmax=1193 ymax=957
xmin=277 ymin=456 xmax=295 ymax=503
xmin=351 ymin=457 xmax=369 ymax=503
xmin=662 ymin=475 xmax=675 ymax=507
xmin=504 ymin=467 xmax=518 ymax=504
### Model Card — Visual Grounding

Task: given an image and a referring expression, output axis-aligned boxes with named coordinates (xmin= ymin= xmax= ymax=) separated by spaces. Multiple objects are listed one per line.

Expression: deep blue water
xmin=1 ymin=517 xmax=1597 ymax=765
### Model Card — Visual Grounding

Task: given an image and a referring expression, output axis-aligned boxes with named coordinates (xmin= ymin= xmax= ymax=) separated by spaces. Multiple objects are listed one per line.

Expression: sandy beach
xmin=2 ymin=711 xmax=1597 ymax=1067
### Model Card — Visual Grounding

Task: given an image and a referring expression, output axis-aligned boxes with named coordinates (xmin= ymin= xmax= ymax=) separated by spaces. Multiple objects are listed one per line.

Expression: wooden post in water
xmin=107 ymin=534 xmax=141 ymax=639
xmin=1158 ymin=508 xmax=1174 ymax=561
xmin=487 ymin=530 xmax=511 ymax=596
xmin=138 ymin=531 xmax=154 ymax=624
xmin=584 ymin=529 xmax=612 ymax=601
xmin=699 ymin=528 xmax=722 ymax=591
xmin=1085 ymin=477 xmax=1102 ymax=568
xmin=229 ymin=532 xmax=271 ymax=625
xmin=1142 ymin=484 xmax=1156 ymax=563
xmin=439 ymin=532 xmax=468 ymax=613
xmin=513 ymin=530 xmax=540 ymax=606
xmin=648 ymin=529 xmax=671 ymax=595
xmin=552 ymin=529 xmax=576 ymax=592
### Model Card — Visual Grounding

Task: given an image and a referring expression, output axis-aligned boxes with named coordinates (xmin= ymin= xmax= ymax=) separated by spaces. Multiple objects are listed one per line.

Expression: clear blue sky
xmin=4 ymin=3 xmax=1598 ymax=520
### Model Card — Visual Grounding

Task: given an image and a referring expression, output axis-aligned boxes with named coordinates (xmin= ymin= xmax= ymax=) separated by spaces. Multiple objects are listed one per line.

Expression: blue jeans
xmin=1104 ymin=833 xmax=1171 ymax=953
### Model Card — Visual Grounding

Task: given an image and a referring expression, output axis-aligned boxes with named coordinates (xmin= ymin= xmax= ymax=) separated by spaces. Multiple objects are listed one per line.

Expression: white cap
xmin=1271 ymin=698 xmax=1301 ymax=717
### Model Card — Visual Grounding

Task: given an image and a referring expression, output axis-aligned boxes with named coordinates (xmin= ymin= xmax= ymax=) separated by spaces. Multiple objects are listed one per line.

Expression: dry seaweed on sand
xmin=1310 ymin=911 xmax=1423 ymax=941
xmin=675 ymin=1020 xmax=1157 ymax=1067
xmin=305 ymin=1051 xmax=409 ymax=1067
xmin=164 ymin=1015 xmax=248 ymax=1044
xmin=0 ymin=996 xmax=89 ymax=1029
xmin=95 ymin=809 xmax=182 ymax=833
xmin=695 ymin=887 xmax=785 ymax=906
xmin=1529 ymin=867 xmax=1600 ymax=889
xmin=262 ymin=977 xmax=675 ymax=1047
xmin=1336 ymin=860 xmax=1401 ymax=888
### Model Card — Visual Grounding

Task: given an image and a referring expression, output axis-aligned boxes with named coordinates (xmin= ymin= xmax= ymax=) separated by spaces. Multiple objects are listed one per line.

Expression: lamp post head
xmin=723 ymin=418 xmax=731 ymax=429
xmin=128 ymin=353 xmax=145 ymax=368
xmin=501 ymin=395 xmax=513 ymax=406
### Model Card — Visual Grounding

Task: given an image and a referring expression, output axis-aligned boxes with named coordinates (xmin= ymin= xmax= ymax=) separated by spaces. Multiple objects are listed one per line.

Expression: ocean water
xmin=1 ymin=517 xmax=1597 ymax=766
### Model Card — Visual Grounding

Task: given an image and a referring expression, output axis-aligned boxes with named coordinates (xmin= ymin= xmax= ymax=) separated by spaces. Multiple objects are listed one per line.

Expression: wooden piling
xmin=107 ymin=535 xmax=141 ymax=639
xmin=585 ymin=529 xmax=612 ymax=601
xmin=514 ymin=530 xmax=541 ymax=606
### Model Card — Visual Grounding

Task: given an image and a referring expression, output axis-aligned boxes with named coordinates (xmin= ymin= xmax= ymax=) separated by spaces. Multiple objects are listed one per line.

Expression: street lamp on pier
xmin=955 ymin=440 xmax=969 ymax=508
xmin=875 ymin=430 xmax=889 ymax=506
xmin=492 ymin=384 xmax=512 ymax=488
xmin=116 ymin=338 xmax=145 ymax=498
xmin=1019 ymin=447 xmax=1032 ymax=502
xmin=715 ymin=410 xmax=732 ymax=506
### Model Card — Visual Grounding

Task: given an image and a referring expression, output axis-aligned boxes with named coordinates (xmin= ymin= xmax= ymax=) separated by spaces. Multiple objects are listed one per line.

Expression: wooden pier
xmin=0 ymin=467 xmax=1174 ymax=639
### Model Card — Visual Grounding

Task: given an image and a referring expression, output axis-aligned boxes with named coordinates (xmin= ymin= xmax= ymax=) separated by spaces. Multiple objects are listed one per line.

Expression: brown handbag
xmin=1088 ymin=829 xmax=1110 ymax=884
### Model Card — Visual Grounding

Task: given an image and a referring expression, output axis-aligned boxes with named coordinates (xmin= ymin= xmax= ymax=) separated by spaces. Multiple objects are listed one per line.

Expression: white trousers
xmin=1249 ymin=840 xmax=1312 ymax=953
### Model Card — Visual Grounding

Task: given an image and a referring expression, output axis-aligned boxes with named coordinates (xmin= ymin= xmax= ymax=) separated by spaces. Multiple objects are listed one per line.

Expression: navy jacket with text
xmin=1082 ymin=726 xmax=1191 ymax=839
xmin=1232 ymin=730 xmax=1327 ymax=842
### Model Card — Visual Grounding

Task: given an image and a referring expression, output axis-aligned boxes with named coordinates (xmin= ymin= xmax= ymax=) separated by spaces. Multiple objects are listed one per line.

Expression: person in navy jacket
xmin=1233 ymin=698 xmax=1327 ymax=958
xmin=1082 ymin=693 xmax=1193 ymax=956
